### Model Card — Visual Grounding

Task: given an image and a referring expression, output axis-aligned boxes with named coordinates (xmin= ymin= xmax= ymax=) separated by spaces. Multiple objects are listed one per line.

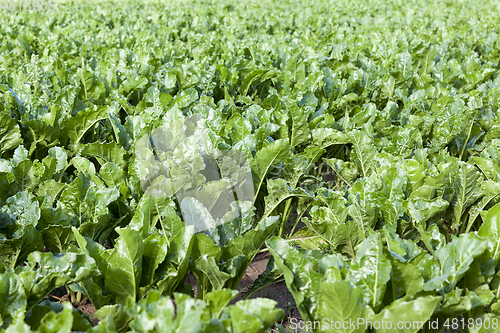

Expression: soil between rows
xmin=48 ymin=251 xmax=301 ymax=330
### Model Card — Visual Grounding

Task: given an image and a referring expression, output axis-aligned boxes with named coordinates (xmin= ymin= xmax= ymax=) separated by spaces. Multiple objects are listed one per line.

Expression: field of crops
xmin=1 ymin=0 xmax=500 ymax=332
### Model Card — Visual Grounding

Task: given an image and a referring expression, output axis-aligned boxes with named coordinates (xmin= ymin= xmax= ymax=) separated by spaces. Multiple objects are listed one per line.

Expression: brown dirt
xmin=77 ymin=300 xmax=99 ymax=326
xmin=45 ymin=247 xmax=303 ymax=330
xmin=233 ymin=251 xmax=301 ymax=327
xmin=47 ymin=287 xmax=99 ymax=326
xmin=184 ymin=251 xmax=301 ymax=328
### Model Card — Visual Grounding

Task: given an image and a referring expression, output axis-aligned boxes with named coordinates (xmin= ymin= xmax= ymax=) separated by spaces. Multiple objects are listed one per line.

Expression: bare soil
xmin=184 ymin=251 xmax=301 ymax=329
xmin=46 ymin=252 xmax=301 ymax=330
xmin=78 ymin=302 xmax=99 ymax=326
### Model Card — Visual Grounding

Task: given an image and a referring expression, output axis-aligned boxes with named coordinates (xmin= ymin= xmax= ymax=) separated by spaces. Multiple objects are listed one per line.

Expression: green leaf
xmin=0 ymin=191 xmax=43 ymax=271
xmin=119 ymin=76 xmax=148 ymax=96
xmin=266 ymin=236 xmax=322 ymax=322
xmin=348 ymin=130 xmax=376 ymax=178
xmin=123 ymin=288 xmax=282 ymax=333
xmin=94 ymin=304 xmax=130 ymax=332
xmin=473 ymin=156 xmax=500 ymax=182
xmin=107 ymin=111 xmax=131 ymax=150
xmin=0 ymin=146 xmax=40 ymax=200
xmin=139 ymin=233 xmax=168 ymax=294
xmin=288 ymin=102 xmax=310 ymax=147
xmin=432 ymin=233 xmax=488 ymax=292
xmin=3 ymin=318 xmax=31 ymax=333
xmin=147 ymin=220 xmax=193 ymax=298
xmin=250 ymin=139 xmax=290 ymax=203
xmin=203 ymin=287 xmax=238 ymax=319
xmin=105 ymin=227 xmax=144 ymax=305
xmin=389 ymin=258 xmax=424 ymax=299
xmin=62 ymin=105 xmax=110 ymax=145
xmin=38 ymin=197 xmax=73 ymax=253
xmin=0 ymin=271 xmax=26 ymax=329
xmin=34 ymin=302 xmax=74 ymax=333
xmin=405 ymin=160 xmax=426 ymax=193
xmin=289 ymin=226 xmax=328 ymax=251
xmin=311 ymin=128 xmax=349 ymax=149
xmin=347 ymin=178 xmax=379 ymax=234
xmin=72 ymin=227 xmax=110 ymax=275
xmin=190 ymin=233 xmax=231 ymax=295
xmin=417 ymin=224 xmax=446 ymax=257
xmin=221 ymin=216 xmax=280 ymax=290
xmin=383 ymin=226 xmax=423 ymax=261
xmin=263 ymin=179 xmax=311 ymax=218
xmin=239 ymin=69 xmax=271 ymax=96
xmin=478 ymin=202 xmax=500 ymax=262
xmin=86 ymin=316 xmax=117 ymax=333
xmin=323 ymin=158 xmax=357 ymax=187
xmin=226 ymin=298 xmax=284 ymax=332
xmin=405 ymin=197 xmax=449 ymax=223
xmin=81 ymin=142 xmax=128 ymax=169
xmin=303 ymin=190 xmax=357 ymax=251
xmin=125 ymin=291 xmax=202 ymax=333
xmin=334 ymin=220 xmax=365 ymax=259
xmin=382 ymin=75 xmax=396 ymax=98
xmin=346 ymin=234 xmax=391 ymax=311
xmin=383 ymin=228 xmax=424 ymax=298
xmin=35 ymin=180 xmax=66 ymax=202
xmin=99 ymin=162 xmax=125 ymax=187
xmin=47 ymin=147 xmax=68 ymax=173
xmin=0 ymin=113 xmax=22 ymax=157
xmin=451 ymin=162 xmax=483 ymax=231
xmin=77 ymin=65 xmax=95 ymax=101
xmin=25 ymin=300 xmax=92 ymax=332
xmin=467 ymin=181 xmax=500 ymax=233
xmin=180 ymin=197 xmax=217 ymax=233
xmin=440 ymin=286 xmax=494 ymax=315
xmin=17 ymin=251 xmax=96 ymax=311
xmin=60 ymin=174 xmax=119 ymax=242
xmin=370 ymin=296 xmax=440 ymax=333
xmin=317 ymin=280 xmax=371 ymax=333
xmin=375 ymin=165 xmax=406 ymax=226
xmin=71 ymin=156 xmax=96 ymax=176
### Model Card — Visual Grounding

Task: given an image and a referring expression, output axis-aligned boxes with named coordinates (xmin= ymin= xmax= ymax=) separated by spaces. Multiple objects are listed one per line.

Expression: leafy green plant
xmin=266 ymin=203 xmax=500 ymax=332
xmin=70 ymin=196 xmax=194 ymax=309
xmin=0 ymin=251 xmax=96 ymax=329
xmin=190 ymin=215 xmax=279 ymax=300
xmin=1 ymin=0 xmax=500 ymax=331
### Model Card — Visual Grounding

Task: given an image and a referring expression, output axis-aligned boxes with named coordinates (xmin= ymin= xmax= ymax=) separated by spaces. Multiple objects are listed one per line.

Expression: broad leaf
xmin=0 ymin=113 xmax=22 ymax=157
xmin=370 ymin=296 xmax=440 ymax=333
xmin=105 ymin=228 xmax=144 ymax=305
xmin=317 ymin=280 xmax=371 ymax=333
xmin=250 ymin=139 xmax=290 ymax=202
xmin=346 ymin=234 xmax=391 ymax=311
xmin=478 ymin=202 xmax=500 ymax=263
